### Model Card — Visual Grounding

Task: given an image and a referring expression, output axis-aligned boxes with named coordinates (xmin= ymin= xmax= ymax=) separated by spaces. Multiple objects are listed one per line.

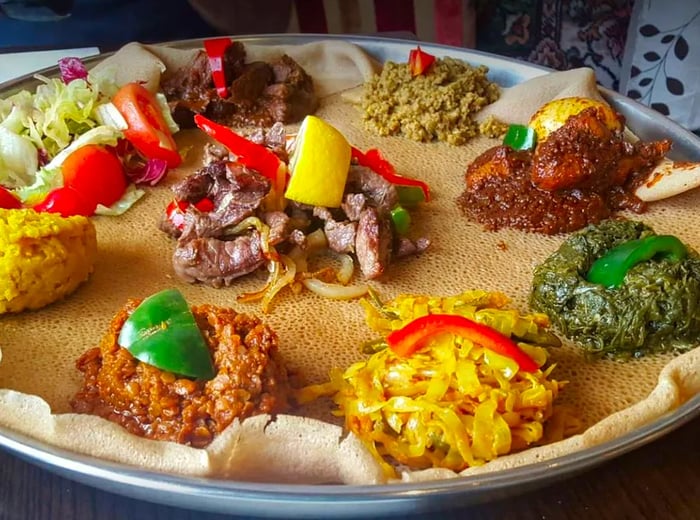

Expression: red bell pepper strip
xmin=408 ymin=46 xmax=436 ymax=76
xmin=386 ymin=314 xmax=539 ymax=373
xmin=351 ymin=147 xmax=430 ymax=201
xmin=166 ymin=197 xmax=215 ymax=231
xmin=0 ymin=186 xmax=22 ymax=209
xmin=194 ymin=114 xmax=287 ymax=189
xmin=203 ymin=37 xmax=232 ymax=98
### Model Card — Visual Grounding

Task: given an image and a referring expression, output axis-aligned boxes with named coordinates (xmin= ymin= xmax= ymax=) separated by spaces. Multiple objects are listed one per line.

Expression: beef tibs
xmin=161 ymin=41 xmax=318 ymax=128
xmin=160 ymin=129 xmax=430 ymax=292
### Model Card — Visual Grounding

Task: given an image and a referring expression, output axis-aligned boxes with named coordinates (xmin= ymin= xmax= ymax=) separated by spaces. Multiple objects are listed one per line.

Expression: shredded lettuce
xmin=46 ymin=125 xmax=121 ymax=170
xmin=0 ymin=72 xmax=120 ymax=162
xmin=155 ymin=93 xmax=180 ymax=135
xmin=95 ymin=183 xmax=145 ymax=216
xmin=94 ymin=102 xmax=128 ymax=130
xmin=13 ymin=126 xmax=122 ymax=203
xmin=0 ymin=127 xmax=39 ymax=188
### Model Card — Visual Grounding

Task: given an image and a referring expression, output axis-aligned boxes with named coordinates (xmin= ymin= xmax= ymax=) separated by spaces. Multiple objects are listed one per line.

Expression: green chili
xmin=117 ymin=288 xmax=215 ymax=380
xmin=390 ymin=205 xmax=411 ymax=236
xmin=503 ymin=124 xmax=537 ymax=151
xmin=587 ymin=235 xmax=687 ymax=288
xmin=396 ymin=185 xmax=426 ymax=208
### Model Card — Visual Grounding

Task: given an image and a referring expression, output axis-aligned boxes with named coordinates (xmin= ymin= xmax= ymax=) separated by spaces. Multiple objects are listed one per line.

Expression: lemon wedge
xmin=529 ymin=96 xmax=622 ymax=142
xmin=285 ymin=115 xmax=351 ymax=208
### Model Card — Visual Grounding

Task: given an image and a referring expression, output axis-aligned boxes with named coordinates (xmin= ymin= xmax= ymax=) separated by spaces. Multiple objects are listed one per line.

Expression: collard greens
xmin=530 ymin=219 xmax=700 ymax=359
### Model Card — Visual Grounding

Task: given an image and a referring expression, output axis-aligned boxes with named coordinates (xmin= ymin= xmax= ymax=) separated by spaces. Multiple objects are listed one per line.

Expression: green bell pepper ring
xmin=117 ymin=289 xmax=216 ymax=380
xmin=587 ymin=235 xmax=687 ymax=288
xmin=503 ymin=124 xmax=537 ymax=151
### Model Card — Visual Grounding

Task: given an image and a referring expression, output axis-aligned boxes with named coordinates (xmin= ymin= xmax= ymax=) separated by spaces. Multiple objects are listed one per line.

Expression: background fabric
xmin=619 ymin=2 xmax=700 ymax=132
xmin=473 ymin=0 xmax=633 ymax=91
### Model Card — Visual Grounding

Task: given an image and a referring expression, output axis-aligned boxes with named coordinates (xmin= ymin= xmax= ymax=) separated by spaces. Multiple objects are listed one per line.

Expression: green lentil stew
xmin=362 ymin=57 xmax=500 ymax=145
xmin=530 ymin=219 xmax=700 ymax=359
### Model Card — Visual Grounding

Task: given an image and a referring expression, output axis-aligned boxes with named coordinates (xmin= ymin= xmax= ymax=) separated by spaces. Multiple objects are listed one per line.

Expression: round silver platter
xmin=1 ymin=34 xmax=699 ymax=518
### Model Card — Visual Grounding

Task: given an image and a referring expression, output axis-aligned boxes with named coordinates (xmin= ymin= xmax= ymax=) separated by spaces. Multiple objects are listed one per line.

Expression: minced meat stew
xmin=71 ymin=300 xmax=291 ymax=448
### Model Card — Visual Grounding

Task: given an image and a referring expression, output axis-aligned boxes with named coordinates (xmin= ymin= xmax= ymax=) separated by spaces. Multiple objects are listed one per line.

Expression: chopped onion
xmin=261 ymin=254 xmax=297 ymax=313
xmin=303 ymin=278 xmax=369 ymax=300
xmin=335 ymin=253 xmax=355 ymax=285
xmin=306 ymin=228 xmax=328 ymax=253
xmin=126 ymin=157 xmax=168 ymax=186
xmin=238 ymin=257 xmax=280 ymax=303
xmin=225 ymin=216 xmax=276 ymax=259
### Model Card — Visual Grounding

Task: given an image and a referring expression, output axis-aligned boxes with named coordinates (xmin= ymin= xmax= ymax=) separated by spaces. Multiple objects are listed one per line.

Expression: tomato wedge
xmin=112 ymin=83 xmax=182 ymax=168
xmin=62 ymin=144 xmax=127 ymax=209
xmin=0 ymin=186 xmax=22 ymax=209
xmin=33 ymin=186 xmax=95 ymax=217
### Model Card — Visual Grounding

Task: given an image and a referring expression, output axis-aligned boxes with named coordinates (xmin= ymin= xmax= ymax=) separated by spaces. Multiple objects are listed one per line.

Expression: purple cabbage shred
xmin=58 ymin=57 xmax=88 ymax=83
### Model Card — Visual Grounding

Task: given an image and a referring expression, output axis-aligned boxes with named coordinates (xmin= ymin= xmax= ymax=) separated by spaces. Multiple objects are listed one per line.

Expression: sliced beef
xmin=222 ymin=41 xmax=247 ymax=81
xmin=171 ymin=165 xmax=216 ymax=202
xmin=395 ymin=236 xmax=431 ymax=258
xmin=159 ymin=212 xmax=181 ymax=239
xmin=345 ymin=165 xmax=398 ymax=215
xmin=162 ymin=44 xmax=317 ymax=128
xmin=288 ymin=228 xmax=307 ymax=248
xmin=355 ymin=207 xmax=392 ymax=279
xmin=173 ymin=233 xmax=265 ymax=288
xmin=161 ymin=51 xmax=211 ymax=108
xmin=324 ymin=220 xmax=357 ymax=254
xmin=203 ymin=142 xmax=231 ymax=166
xmin=261 ymin=211 xmax=290 ymax=245
xmin=228 ymin=62 xmax=272 ymax=105
xmin=341 ymin=193 xmax=367 ymax=221
xmin=247 ymin=122 xmax=288 ymax=162
xmin=175 ymin=161 xmax=271 ymax=241
xmin=264 ymin=55 xmax=318 ymax=122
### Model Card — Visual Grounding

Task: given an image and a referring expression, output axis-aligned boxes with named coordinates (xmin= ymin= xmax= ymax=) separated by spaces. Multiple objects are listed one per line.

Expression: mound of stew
xmin=458 ymin=106 xmax=671 ymax=235
xmin=71 ymin=300 xmax=291 ymax=448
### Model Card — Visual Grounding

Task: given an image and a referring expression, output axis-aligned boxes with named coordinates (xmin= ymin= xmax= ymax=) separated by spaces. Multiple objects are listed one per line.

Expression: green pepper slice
xmin=396 ymin=185 xmax=426 ymax=208
xmin=390 ymin=205 xmax=411 ymax=236
xmin=117 ymin=288 xmax=216 ymax=380
xmin=587 ymin=235 xmax=687 ymax=288
xmin=503 ymin=124 xmax=537 ymax=151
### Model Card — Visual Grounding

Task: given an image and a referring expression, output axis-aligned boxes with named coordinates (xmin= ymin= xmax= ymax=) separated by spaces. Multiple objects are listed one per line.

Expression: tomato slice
xmin=62 ymin=144 xmax=127 ymax=209
xmin=112 ymin=83 xmax=182 ymax=168
xmin=0 ymin=186 xmax=22 ymax=209
xmin=33 ymin=186 xmax=95 ymax=217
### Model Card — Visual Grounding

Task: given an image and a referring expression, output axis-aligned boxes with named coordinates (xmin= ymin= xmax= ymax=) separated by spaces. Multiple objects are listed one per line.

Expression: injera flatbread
xmin=91 ymin=40 xmax=382 ymax=98
xmin=0 ymin=41 xmax=699 ymax=485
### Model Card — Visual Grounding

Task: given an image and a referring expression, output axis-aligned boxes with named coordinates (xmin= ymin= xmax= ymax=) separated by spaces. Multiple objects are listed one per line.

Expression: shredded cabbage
xmin=297 ymin=290 xmax=578 ymax=477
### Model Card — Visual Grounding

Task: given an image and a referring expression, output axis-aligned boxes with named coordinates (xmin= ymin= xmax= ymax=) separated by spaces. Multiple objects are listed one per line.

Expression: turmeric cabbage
xmin=297 ymin=290 xmax=575 ymax=477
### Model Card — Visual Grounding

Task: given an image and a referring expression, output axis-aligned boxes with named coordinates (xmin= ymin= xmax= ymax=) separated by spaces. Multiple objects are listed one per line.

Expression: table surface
xmin=0 ymin=415 xmax=698 ymax=520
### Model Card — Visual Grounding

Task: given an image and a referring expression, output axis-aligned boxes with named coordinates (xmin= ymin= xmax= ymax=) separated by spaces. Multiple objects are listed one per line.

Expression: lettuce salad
xmin=0 ymin=61 xmax=177 ymax=214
